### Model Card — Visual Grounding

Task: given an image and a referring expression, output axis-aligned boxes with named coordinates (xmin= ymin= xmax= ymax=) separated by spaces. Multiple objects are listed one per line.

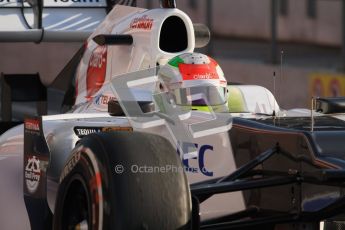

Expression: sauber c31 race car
xmin=1 ymin=1 xmax=345 ymax=230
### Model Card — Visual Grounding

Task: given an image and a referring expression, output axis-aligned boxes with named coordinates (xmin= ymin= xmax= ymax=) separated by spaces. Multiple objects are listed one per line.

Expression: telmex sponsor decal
xmin=25 ymin=119 xmax=40 ymax=132
xmin=74 ymin=126 xmax=132 ymax=137
xmin=25 ymin=156 xmax=41 ymax=194
xmin=94 ymin=93 xmax=116 ymax=107
xmin=130 ymin=15 xmax=154 ymax=30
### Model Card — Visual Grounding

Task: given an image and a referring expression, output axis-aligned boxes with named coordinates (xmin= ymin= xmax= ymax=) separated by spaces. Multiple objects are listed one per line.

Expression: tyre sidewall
xmin=53 ymin=147 xmax=104 ymax=230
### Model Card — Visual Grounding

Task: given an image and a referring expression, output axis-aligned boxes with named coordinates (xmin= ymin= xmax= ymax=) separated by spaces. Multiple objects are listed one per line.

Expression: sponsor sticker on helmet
xmin=179 ymin=63 xmax=219 ymax=81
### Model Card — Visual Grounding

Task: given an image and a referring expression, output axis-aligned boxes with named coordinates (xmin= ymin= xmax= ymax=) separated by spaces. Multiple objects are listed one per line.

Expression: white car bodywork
xmin=0 ymin=90 xmax=280 ymax=229
xmin=0 ymin=3 xmax=284 ymax=229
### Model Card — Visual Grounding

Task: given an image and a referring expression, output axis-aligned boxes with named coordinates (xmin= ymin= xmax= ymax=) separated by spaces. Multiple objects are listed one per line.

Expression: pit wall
xmin=138 ymin=0 xmax=343 ymax=47
xmin=0 ymin=43 xmax=81 ymax=86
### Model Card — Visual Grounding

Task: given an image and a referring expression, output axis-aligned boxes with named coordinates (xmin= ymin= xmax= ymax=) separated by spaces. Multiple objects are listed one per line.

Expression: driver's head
xmin=157 ymin=53 xmax=229 ymax=112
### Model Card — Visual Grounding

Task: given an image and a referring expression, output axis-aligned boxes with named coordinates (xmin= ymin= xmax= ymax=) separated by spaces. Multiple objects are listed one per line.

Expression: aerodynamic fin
xmin=92 ymin=34 xmax=133 ymax=46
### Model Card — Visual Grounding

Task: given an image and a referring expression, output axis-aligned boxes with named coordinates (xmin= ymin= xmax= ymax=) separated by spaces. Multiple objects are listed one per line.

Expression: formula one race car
xmin=1 ymin=0 xmax=345 ymax=230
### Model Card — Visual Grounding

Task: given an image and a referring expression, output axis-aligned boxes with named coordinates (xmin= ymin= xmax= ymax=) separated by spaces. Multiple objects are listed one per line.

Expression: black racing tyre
xmin=53 ymin=131 xmax=191 ymax=230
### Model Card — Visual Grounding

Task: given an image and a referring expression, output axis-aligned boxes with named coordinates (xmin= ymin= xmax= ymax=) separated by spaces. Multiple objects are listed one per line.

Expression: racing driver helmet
xmin=157 ymin=53 xmax=229 ymax=113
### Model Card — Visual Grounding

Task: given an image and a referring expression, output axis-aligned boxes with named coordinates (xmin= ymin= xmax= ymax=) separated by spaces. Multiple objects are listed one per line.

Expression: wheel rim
xmin=61 ymin=174 xmax=91 ymax=230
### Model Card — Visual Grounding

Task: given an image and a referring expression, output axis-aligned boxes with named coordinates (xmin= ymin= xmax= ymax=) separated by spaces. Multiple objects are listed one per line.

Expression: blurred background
xmin=138 ymin=0 xmax=345 ymax=109
xmin=0 ymin=0 xmax=344 ymax=119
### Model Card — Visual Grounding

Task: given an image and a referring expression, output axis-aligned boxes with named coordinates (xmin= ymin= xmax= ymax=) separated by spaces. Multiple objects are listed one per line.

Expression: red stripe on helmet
xmin=179 ymin=62 xmax=219 ymax=81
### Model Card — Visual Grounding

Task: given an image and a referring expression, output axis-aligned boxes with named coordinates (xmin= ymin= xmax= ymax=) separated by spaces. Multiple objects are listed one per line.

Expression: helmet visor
xmin=171 ymin=86 xmax=227 ymax=106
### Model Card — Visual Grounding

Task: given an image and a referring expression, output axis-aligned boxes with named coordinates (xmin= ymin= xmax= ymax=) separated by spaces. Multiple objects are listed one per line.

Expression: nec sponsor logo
xmin=178 ymin=142 xmax=214 ymax=177
xmin=130 ymin=15 xmax=154 ymax=30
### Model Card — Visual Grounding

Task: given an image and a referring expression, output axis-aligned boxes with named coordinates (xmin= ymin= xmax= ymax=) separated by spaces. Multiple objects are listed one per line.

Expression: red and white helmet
xmin=158 ymin=53 xmax=228 ymax=112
